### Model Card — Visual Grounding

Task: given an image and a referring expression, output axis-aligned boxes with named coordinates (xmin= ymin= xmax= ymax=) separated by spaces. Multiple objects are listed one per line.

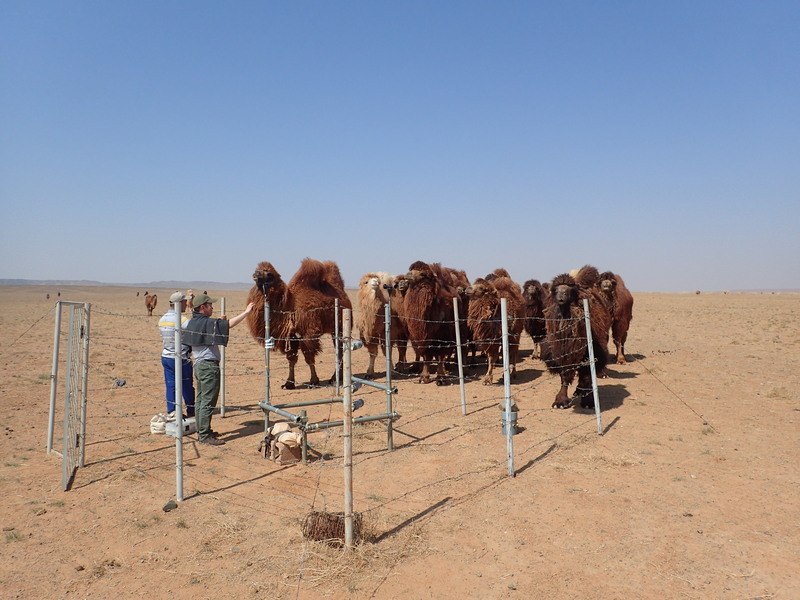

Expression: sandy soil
xmin=1 ymin=285 xmax=798 ymax=600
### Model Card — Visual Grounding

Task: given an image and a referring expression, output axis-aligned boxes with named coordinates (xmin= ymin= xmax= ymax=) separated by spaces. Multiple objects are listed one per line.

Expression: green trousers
xmin=194 ymin=360 xmax=220 ymax=439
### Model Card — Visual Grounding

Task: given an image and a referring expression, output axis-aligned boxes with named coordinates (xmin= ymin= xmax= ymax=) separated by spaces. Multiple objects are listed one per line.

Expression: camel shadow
xmin=598 ymin=383 xmax=629 ymax=410
xmin=600 ymin=368 xmax=638 ymax=380
xmin=570 ymin=383 xmax=629 ymax=413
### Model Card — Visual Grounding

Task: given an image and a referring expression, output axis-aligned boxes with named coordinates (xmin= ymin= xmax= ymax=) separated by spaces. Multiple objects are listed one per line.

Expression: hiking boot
xmin=199 ymin=436 xmax=225 ymax=446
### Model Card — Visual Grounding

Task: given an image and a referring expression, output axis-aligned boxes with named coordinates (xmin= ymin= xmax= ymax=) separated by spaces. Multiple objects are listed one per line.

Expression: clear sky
xmin=2 ymin=1 xmax=798 ymax=292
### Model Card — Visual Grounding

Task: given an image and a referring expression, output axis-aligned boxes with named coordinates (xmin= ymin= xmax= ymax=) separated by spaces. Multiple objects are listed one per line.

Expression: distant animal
xmin=247 ymin=258 xmax=353 ymax=389
xmin=465 ymin=276 xmax=524 ymax=385
xmin=356 ymin=272 xmax=409 ymax=378
xmin=46 ymin=293 xmax=50 ymax=300
xmin=521 ymin=279 xmax=547 ymax=355
xmin=144 ymin=292 xmax=158 ymax=316
xmin=540 ymin=273 xmax=610 ymax=409
xmin=598 ymin=272 xmax=634 ymax=364
xmin=396 ymin=261 xmax=460 ymax=384
xmin=186 ymin=289 xmax=195 ymax=312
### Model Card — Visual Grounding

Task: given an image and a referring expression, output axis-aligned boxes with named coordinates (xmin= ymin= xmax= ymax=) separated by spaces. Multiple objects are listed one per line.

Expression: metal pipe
xmin=335 ymin=298 xmax=341 ymax=395
xmin=501 ymin=298 xmax=515 ymax=477
xmin=351 ymin=376 xmax=397 ymax=394
xmin=453 ymin=296 xmax=466 ymax=415
xmin=174 ymin=299 xmax=184 ymax=502
xmin=342 ymin=309 xmax=354 ymax=549
xmin=220 ymin=297 xmax=226 ymax=417
xmin=258 ymin=402 xmax=303 ymax=423
xmin=273 ymin=397 xmax=342 ymax=409
xmin=583 ymin=298 xmax=603 ymax=435
xmin=78 ymin=303 xmax=90 ymax=468
xmin=304 ymin=412 xmax=400 ymax=432
xmin=47 ymin=301 xmax=63 ymax=454
xmin=384 ymin=302 xmax=394 ymax=451
xmin=263 ymin=300 xmax=271 ymax=434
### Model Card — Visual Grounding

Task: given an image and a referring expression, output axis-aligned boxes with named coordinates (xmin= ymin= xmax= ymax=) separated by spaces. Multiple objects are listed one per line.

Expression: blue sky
xmin=2 ymin=1 xmax=798 ymax=292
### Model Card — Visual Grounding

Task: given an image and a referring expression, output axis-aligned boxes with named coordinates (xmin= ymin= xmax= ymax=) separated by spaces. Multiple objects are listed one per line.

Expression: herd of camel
xmin=144 ymin=259 xmax=633 ymax=409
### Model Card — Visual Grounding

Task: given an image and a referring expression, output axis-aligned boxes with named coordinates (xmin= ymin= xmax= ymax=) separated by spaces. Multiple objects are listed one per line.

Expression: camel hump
xmin=290 ymin=258 xmax=347 ymax=293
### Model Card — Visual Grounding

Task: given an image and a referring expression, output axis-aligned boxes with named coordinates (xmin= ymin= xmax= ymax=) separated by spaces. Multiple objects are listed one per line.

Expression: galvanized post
xmin=343 ymin=309 xmax=354 ymax=549
xmin=47 ymin=301 xmax=63 ymax=454
xmin=264 ymin=300 xmax=271 ymax=434
xmin=453 ymin=297 xmax=466 ymax=415
xmin=174 ymin=300 xmax=185 ymax=503
xmin=335 ymin=298 xmax=341 ymax=395
xmin=583 ymin=298 xmax=603 ymax=435
xmin=78 ymin=303 xmax=90 ymax=467
xmin=220 ymin=297 xmax=226 ymax=417
xmin=384 ymin=303 xmax=394 ymax=450
xmin=501 ymin=298 xmax=515 ymax=477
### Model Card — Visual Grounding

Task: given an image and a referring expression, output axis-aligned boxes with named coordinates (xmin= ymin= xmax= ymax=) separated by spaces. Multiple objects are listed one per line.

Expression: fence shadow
xmin=371 ymin=496 xmax=452 ymax=543
xmin=515 ymin=442 xmax=557 ymax=475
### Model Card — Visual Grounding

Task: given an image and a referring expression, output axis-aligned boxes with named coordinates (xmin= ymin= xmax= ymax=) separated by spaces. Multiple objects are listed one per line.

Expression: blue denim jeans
xmin=161 ymin=356 xmax=196 ymax=416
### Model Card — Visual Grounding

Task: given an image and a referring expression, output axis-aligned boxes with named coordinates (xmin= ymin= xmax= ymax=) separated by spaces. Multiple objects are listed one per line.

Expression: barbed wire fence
xmin=9 ymin=289 xmax=647 ymax=593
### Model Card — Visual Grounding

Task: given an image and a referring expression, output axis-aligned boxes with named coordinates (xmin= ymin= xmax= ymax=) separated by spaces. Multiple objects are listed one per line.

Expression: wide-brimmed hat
xmin=169 ymin=291 xmax=186 ymax=304
xmin=192 ymin=292 xmax=218 ymax=306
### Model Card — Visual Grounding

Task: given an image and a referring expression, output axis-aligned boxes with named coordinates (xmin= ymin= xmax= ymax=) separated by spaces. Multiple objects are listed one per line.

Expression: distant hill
xmin=0 ymin=279 xmax=254 ymax=290
xmin=1 ymin=280 xmax=796 ymax=294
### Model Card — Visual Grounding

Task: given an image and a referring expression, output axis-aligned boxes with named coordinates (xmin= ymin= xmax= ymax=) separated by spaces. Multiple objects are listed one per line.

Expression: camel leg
xmin=365 ymin=349 xmax=377 ymax=379
xmin=283 ymin=351 xmax=298 ymax=390
xmin=576 ymin=368 xmax=596 ymax=409
xmin=435 ymin=358 xmax=450 ymax=386
xmin=418 ymin=359 xmax=432 ymax=384
xmin=482 ymin=347 xmax=496 ymax=385
xmin=552 ymin=371 xmax=575 ymax=409
xmin=302 ymin=347 xmax=320 ymax=386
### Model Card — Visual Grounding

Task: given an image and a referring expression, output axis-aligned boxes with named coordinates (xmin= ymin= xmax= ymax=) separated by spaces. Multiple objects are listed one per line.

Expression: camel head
xmin=393 ymin=275 xmax=409 ymax=296
xmin=550 ymin=274 xmax=578 ymax=307
xmin=599 ymin=272 xmax=617 ymax=293
xmin=406 ymin=261 xmax=434 ymax=287
xmin=465 ymin=278 xmax=495 ymax=300
xmin=253 ymin=261 xmax=281 ymax=294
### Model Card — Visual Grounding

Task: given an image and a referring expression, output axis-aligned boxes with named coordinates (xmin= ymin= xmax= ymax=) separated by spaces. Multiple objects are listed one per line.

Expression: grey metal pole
xmin=78 ymin=303 xmax=90 ymax=468
xmin=343 ymin=309 xmax=354 ymax=549
xmin=264 ymin=300 xmax=271 ymax=434
xmin=335 ymin=298 xmax=341 ymax=395
xmin=384 ymin=303 xmax=394 ymax=451
xmin=501 ymin=299 xmax=515 ymax=477
xmin=220 ymin=297 xmax=226 ymax=417
xmin=453 ymin=297 xmax=466 ymax=415
xmin=47 ymin=301 xmax=62 ymax=453
xmin=583 ymin=298 xmax=603 ymax=435
xmin=62 ymin=306 xmax=77 ymax=488
xmin=174 ymin=300 xmax=185 ymax=502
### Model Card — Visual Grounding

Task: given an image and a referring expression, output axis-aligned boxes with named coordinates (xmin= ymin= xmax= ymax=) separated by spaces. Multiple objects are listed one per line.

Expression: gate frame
xmin=47 ymin=301 xmax=91 ymax=491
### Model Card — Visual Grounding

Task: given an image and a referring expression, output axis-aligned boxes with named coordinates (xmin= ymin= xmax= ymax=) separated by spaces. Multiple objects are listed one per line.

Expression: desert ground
xmin=0 ymin=284 xmax=798 ymax=600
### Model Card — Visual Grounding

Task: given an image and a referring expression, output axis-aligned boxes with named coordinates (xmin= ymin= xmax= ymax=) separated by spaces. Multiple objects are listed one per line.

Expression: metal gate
xmin=47 ymin=301 xmax=91 ymax=491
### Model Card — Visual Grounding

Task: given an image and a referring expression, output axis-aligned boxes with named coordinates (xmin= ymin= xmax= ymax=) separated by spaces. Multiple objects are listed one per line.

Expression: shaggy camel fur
xmin=356 ymin=272 xmax=409 ymax=379
xmin=396 ymin=261 xmax=460 ymax=384
xmin=465 ymin=276 xmax=524 ymax=385
xmin=540 ymin=274 xmax=610 ymax=409
xmin=599 ymin=271 xmax=634 ymax=364
xmin=522 ymin=279 xmax=547 ymax=355
xmin=247 ymin=258 xmax=352 ymax=389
